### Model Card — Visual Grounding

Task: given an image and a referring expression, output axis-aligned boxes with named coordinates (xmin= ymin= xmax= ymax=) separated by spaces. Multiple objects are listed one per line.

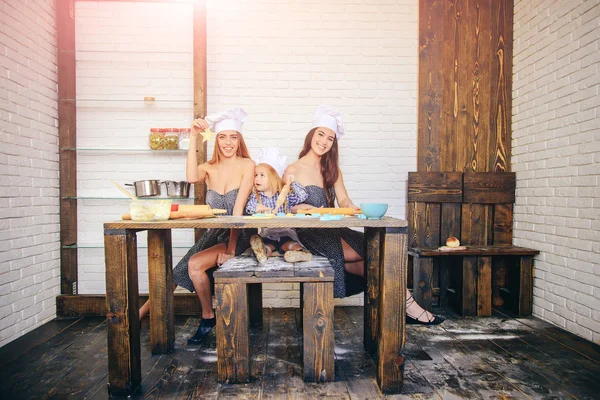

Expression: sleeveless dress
xmin=295 ymin=185 xmax=366 ymax=298
xmin=172 ymin=188 xmax=255 ymax=292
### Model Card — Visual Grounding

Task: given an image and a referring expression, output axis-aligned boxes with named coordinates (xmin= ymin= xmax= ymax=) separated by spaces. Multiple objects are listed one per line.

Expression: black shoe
xmin=187 ymin=317 xmax=216 ymax=345
xmin=406 ymin=313 xmax=445 ymax=325
xmin=406 ymin=293 xmax=445 ymax=326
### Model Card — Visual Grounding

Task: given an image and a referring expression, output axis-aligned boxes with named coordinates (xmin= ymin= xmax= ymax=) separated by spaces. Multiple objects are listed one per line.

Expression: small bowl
xmin=360 ymin=203 xmax=388 ymax=220
xmin=129 ymin=199 xmax=172 ymax=221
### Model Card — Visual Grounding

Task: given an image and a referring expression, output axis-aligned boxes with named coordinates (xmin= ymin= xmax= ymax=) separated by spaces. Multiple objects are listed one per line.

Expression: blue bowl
xmin=359 ymin=203 xmax=388 ymax=220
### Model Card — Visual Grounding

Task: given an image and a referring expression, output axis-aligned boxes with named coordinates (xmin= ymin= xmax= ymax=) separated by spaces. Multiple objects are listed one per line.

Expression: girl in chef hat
xmin=140 ymin=108 xmax=258 ymax=345
xmin=245 ymin=148 xmax=312 ymax=263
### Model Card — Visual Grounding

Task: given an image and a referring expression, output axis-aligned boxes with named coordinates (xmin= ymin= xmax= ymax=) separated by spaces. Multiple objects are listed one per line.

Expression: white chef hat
xmin=255 ymin=147 xmax=287 ymax=177
xmin=205 ymin=107 xmax=247 ymax=134
xmin=311 ymin=104 xmax=345 ymax=139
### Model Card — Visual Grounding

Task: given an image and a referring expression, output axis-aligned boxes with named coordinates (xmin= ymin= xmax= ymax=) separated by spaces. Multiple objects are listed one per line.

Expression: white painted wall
xmin=513 ymin=0 xmax=600 ymax=343
xmin=74 ymin=0 xmax=418 ymax=307
xmin=0 ymin=0 xmax=59 ymax=347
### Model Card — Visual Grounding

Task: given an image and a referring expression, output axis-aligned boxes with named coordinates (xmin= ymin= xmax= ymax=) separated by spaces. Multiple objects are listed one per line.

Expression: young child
xmin=245 ymin=161 xmax=312 ymax=263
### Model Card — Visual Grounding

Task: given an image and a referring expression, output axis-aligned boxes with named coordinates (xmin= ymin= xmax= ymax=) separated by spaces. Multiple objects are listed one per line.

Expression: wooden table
xmin=103 ymin=216 xmax=408 ymax=396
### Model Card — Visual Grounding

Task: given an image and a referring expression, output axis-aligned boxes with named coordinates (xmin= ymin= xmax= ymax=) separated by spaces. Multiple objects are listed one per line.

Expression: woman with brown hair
xmin=140 ymin=108 xmax=257 ymax=344
xmin=283 ymin=105 xmax=443 ymax=325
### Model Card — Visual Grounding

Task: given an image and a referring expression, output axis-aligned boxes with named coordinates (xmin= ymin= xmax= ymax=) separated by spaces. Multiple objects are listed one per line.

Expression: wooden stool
xmin=213 ymin=254 xmax=335 ymax=384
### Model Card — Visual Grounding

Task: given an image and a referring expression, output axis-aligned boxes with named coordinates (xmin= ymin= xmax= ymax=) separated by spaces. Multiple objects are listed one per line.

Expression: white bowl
xmin=129 ymin=200 xmax=172 ymax=221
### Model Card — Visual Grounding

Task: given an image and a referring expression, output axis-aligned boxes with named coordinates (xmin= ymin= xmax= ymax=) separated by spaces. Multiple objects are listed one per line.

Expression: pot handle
xmin=124 ymin=183 xmax=133 ymax=186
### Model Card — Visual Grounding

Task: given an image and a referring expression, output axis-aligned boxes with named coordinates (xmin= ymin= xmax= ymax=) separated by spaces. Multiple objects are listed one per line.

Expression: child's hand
xmin=256 ymin=204 xmax=272 ymax=213
xmin=286 ymin=175 xmax=295 ymax=185
xmin=191 ymin=118 xmax=209 ymax=137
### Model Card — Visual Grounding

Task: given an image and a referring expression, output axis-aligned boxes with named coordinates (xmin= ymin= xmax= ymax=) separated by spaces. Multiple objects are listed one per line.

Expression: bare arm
xmin=333 ymin=169 xmax=359 ymax=209
xmin=225 ymin=159 xmax=256 ymax=255
xmin=186 ymin=119 xmax=209 ymax=183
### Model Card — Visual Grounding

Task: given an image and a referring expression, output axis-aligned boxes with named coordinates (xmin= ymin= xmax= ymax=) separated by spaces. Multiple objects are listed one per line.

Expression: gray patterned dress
xmin=172 ymin=188 xmax=255 ymax=292
xmin=295 ymin=185 xmax=366 ymax=298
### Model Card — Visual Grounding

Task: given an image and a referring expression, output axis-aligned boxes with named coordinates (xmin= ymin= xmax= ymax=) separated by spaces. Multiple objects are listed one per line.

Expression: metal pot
xmin=163 ymin=180 xmax=191 ymax=198
xmin=125 ymin=180 xmax=161 ymax=197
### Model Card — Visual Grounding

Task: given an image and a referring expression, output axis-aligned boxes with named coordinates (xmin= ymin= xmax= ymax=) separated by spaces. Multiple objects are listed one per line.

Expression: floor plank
xmin=1 ymin=307 xmax=599 ymax=399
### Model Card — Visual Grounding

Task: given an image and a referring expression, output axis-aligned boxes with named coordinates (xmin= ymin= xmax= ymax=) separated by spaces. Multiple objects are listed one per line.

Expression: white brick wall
xmin=513 ymin=0 xmax=600 ymax=343
xmin=75 ymin=0 xmax=418 ymax=307
xmin=0 ymin=0 xmax=59 ymax=347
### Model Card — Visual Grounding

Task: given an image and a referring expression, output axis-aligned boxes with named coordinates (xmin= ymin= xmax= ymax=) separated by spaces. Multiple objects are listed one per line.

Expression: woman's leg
xmin=187 ymin=243 xmax=227 ymax=319
xmin=139 ymin=283 xmax=177 ymax=320
xmin=341 ymin=239 xmax=441 ymax=324
xmin=341 ymin=238 xmax=364 ymax=276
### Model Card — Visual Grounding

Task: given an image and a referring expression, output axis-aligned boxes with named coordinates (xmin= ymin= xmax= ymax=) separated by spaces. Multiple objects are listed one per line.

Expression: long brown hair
xmin=298 ymin=128 xmax=339 ymax=207
xmin=208 ymin=131 xmax=251 ymax=164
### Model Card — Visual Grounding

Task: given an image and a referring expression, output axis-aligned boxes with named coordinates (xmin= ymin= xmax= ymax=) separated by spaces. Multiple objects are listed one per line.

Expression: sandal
xmin=406 ymin=294 xmax=445 ymax=326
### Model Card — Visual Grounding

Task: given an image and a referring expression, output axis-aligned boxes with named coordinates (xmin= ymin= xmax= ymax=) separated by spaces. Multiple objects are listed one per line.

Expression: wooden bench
xmin=407 ymin=172 xmax=539 ymax=317
xmin=213 ymin=254 xmax=334 ymax=384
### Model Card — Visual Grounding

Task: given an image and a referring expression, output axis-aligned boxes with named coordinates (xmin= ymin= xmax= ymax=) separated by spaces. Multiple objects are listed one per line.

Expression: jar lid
xmin=150 ymin=128 xmax=160 ymax=132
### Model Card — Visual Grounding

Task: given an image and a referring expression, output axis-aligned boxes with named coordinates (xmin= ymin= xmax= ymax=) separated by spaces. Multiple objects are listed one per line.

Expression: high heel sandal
xmin=406 ymin=294 xmax=445 ymax=326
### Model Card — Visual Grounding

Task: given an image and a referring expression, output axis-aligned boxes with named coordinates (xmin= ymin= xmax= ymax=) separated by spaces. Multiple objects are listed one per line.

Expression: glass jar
xmin=179 ymin=128 xmax=191 ymax=150
xmin=149 ymin=128 xmax=164 ymax=150
xmin=164 ymin=128 xmax=179 ymax=150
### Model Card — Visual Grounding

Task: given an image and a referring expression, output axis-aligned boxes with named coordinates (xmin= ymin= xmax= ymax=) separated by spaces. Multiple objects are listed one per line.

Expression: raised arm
xmin=186 ymin=119 xmax=209 ymax=183
xmin=333 ymin=169 xmax=359 ymax=209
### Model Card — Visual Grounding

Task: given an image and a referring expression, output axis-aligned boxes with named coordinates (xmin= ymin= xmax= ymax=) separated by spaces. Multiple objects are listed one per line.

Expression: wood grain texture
xmin=104 ymin=215 xmax=407 ymax=230
xmin=418 ymin=0 xmax=513 ymax=173
xmin=377 ymin=228 xmax=407 ymax=393
xmin=461 ymin=256 xmax=478 ymax=316
xmin=407 ymin=172 xmax=463 ymax=203
xmin=518 ymin=256 xmax=533 ymax=316
xmin=463 ymin=172 xmax=516 ymax=203
xmin=147 ymin=230 xmax=174 ymax=354
xmin=490 ymin=0 xmax=513 ymax=172
xmin=364 ymin=228 xmax=383 ymax=357
xmin=413 ymin=257 xmax=434 ymax=310
xmin=57 ymin=0 xmax=77 ymax=295
xmin=493 ymin=203 xmax=513 ymax=244
xmin=193 ymin=1 xmax=207 ymax=241
xmin=103 ymin=230 xmax=140 ymax=396
xmin=303 ymin=282 xmax=334 ymax=383
xmin=215 ymin=283 xmax=250 ymax=384
xmin=418 ymin=0 xmax=444 ymax=171
xmin=477 ymin=256 xmax=492 ymax=316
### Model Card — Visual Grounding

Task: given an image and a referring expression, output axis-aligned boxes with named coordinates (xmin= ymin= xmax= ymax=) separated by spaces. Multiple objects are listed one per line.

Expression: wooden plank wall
xmin=418 ymin=0 xmax=513 ymax=174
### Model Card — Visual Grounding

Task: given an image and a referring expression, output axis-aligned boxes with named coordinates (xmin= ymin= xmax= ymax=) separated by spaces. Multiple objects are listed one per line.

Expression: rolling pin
xmin=121 ymin=205 xmax=227 ymax=220
xmin=273 ymin=183 xmax=291 ymax=213
xmin=297 ymin=207 xmax=361 ymax=215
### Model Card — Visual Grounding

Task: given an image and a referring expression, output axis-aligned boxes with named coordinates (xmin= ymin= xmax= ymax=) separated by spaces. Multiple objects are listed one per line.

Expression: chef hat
xmin=255 ymin=147 xmax=287 ymax=177
xmin=311 ymin=104 xmax=345 ymax=139
xmin=205 ymin=107 xmax=247 ymax=134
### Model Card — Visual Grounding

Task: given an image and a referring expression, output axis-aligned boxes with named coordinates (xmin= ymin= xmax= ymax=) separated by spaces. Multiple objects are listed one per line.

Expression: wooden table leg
xmin=517 ymin=256 xmax=533 ymax=316
xmin=461 ymin=256 xmax=478 ymax=316
xmin=364 ymin=227 xmax=383 ymax=356
xmin=303 ymin=282 xmax=334 ymax=383
xmin=104 ymin=229 xmax=141 ymax=396
xmin=148 ymin=229 xmax=174 ymax=354
xmin=376 ymin=227 xmax=407 ymax=394
xmin=215 ymin=282 xmax=250 ymax=383
xmin=248 ymin=283 xmax=263 ymax=327
xmin=413 ymin=256 xmax=433 ymax=310
xmin=477 ymin=256 xmax=492 ymax=316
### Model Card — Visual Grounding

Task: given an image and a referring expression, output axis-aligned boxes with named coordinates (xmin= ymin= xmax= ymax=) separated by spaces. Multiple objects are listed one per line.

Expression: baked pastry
xmin=446 ymin=236 xmax=460 ymax=248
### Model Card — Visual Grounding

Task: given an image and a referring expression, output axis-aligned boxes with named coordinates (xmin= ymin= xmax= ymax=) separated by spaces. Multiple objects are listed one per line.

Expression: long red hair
xmin=208 ymin=131 xmax=251 ymax=164
xmin=298 ymin=128 xmax=339 ymax=207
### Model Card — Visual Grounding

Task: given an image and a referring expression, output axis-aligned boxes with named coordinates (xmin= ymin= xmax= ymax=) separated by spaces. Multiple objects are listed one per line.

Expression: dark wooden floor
xmin=1 ymin=307 xmax=599 ymax=399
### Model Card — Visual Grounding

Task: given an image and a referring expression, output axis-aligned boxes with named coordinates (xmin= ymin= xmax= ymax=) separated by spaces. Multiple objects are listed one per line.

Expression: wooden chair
xmin=407 ymin=172 xmax=539 ymax=316
xmin=213 ymin=254 xmax=334 ymax=384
